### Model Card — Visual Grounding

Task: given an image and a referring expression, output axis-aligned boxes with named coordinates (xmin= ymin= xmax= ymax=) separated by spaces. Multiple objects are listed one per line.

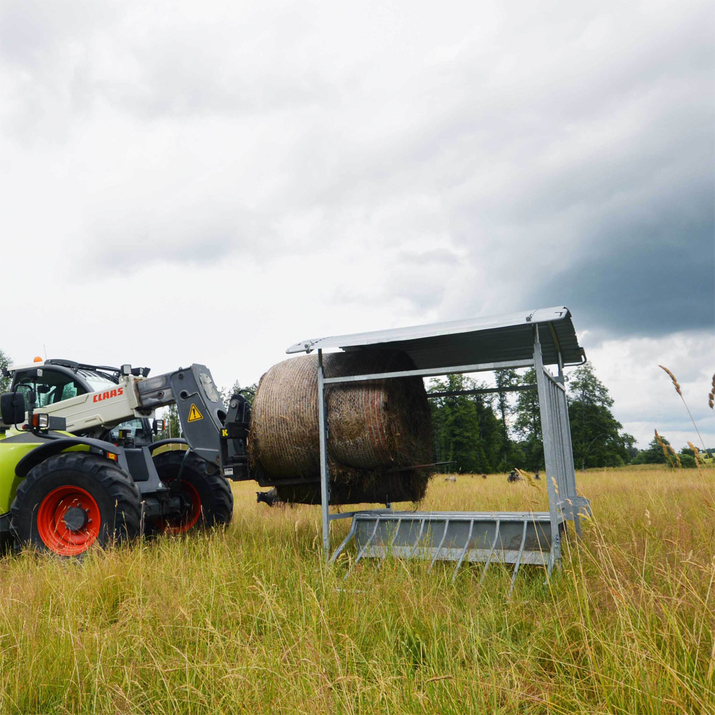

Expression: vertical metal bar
xmin=480 ymin=519 xmax=501 ymax=584
xmin=317 ymin=349 xmax=331 ymax=557
xmin=452 ymin=520 xmax=475 ymax=582
xmin=344 ymin=517 xmax=382 ymax=581
xmin=408 ymin=518 xmax=427 ymax=559
xmin=551 ymin=382 xmax=567 ymax=503
xmin=428 ymin=519 xmax=450 ymax=571
xmin=557 ymin=385 xmax=581 ymax=537
xmin=547 ymin=535 xmax=557 ymax=577
xmin=534 ymin=329 xmax=561 ymax=566
xmin=508 ymin=519 xmax=529 ymax=598
xmin=354 ymin=517 xmax=381 ymax=565
xmin=329 ymin=517 xmax=358 ymax=564
xmin=376 ymin=516 xmax=404 ymax=568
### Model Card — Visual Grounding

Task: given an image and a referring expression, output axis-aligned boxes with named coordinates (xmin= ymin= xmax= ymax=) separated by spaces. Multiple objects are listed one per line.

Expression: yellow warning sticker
xmin=188 ymin=404 xmax=203 ymax=422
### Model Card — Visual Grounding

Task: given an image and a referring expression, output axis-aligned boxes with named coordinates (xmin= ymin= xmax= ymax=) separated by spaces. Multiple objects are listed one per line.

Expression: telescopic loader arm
xmin=9 ymin=363 xmax=250 ymax=479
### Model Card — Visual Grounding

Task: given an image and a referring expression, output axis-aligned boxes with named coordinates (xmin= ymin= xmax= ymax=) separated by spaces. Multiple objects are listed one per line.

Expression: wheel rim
xmin=36 ymin=486 xmax=101 ymax=555
xmin=155 ymin=480 xmax=202 ymax=534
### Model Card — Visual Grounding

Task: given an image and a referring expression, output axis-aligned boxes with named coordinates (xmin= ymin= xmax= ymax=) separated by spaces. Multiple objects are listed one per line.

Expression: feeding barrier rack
xmin=287 ymin=306 xmax=591 ymax=587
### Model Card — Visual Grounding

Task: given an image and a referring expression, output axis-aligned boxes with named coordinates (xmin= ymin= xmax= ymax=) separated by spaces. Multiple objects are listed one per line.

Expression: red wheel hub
xmin=36 ymin=486 xmax=101 ymax=555
xmin=155 ymin=480 xmax=202 ymax=534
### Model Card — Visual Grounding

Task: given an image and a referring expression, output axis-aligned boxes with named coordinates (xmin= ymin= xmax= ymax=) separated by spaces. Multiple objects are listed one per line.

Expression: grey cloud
xmin=396 ymin=249 xmax=462 ymax=266
xmin=0 ymin=0 xmax=114 ymax=70
xmin=522 ymin=174 xmax=714 ymax=337
xmin=2 ymin=0 xmax=712 ymax=339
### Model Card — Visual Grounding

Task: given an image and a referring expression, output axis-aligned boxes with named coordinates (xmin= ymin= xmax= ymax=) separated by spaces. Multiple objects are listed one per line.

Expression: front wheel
xmin=10 ymin=453 xmax=142 ymax=556
xmin=151 ymin=449 xmax=233 ymax=534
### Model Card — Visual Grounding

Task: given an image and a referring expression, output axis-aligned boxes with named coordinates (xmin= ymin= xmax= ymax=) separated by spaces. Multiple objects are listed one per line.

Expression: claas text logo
xmin=92 ymin=387 xmax=124 ymax=403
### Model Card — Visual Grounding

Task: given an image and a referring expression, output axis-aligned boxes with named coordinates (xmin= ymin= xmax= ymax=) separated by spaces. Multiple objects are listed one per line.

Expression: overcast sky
xmin=1 ymin=0 xmax=713 ymax=449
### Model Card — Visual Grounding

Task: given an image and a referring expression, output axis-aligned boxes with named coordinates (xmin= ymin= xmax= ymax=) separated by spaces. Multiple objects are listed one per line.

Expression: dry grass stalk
xmin=2 ymin=469 xmax=714 ymax=713
xmin=655 ymin=430 xmax=681 ymax=468
xmin=658 ymin=365 xmax=706 ymax=450
xmin=659 ymin=365 xmax=682 ymax=396
xmin=688 ymin=442 xmax=703 ymax=465
xmin=515 ymin=468 xmax=542 ymax=489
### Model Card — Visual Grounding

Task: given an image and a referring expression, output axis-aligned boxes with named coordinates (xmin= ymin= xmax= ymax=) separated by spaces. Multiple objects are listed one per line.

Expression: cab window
xmin=15 ymin=370 xmax=86 ymax=407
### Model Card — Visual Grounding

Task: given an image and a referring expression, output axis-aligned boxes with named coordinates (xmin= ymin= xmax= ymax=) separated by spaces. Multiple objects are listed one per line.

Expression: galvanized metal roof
xmin=286 ymin=306 xmax=586 ymax=369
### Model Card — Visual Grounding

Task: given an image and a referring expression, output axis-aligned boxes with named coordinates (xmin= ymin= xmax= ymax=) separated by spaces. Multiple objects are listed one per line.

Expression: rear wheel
xmin=151 ymin=449 xmax=233 ymax=534
xmin=10 ymin=452 xmax=141 ymax=556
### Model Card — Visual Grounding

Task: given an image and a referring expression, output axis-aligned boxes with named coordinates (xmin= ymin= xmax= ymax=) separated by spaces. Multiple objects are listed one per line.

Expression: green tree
xmin=513 ymin=369 xmax=543 ymax=471
xmin=494 ymin=369 xmax=518 ymax=469
xmin=220 ymin=380 xmax=258 ymax=409
xmin=568 ymin=363 xmax=633 ymax=469
xmin=631 ymin=434 xmax=695 ymax=467
xmin=153 ymin=404 xmax=182 ymax=440
xmin=428 ymin=375 xmax=502 ymax=473
xmin=0 ymin=350 xmax=12 ymax=393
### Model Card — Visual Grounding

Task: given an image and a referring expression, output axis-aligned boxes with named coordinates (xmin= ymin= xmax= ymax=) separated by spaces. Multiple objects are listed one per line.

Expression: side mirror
xmin=1 ymin=392 xmax=26 ymax=425
xmin=152 ymin=418 xmax=166 ymax=434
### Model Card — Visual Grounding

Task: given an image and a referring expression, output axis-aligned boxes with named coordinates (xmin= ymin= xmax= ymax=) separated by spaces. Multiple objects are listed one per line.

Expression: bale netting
xmin=248 ymin=350 xmax=433 ymax=505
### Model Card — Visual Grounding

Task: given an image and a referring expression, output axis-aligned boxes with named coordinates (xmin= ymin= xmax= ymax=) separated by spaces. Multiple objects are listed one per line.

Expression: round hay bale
xmin=248 ymin=350 xmax=432 ymax=505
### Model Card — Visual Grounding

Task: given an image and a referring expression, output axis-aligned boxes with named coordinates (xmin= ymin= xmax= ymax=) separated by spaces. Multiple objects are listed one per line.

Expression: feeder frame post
xmin=534 ymin=328 xmax=562 ymax=566
xmin=317 ymin=349 xmax=331 ymax=556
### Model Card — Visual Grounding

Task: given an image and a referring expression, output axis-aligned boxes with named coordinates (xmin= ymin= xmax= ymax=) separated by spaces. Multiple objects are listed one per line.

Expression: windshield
xmin=78 ymin=369 xmax=118 ymax=392
xmin=15 ymin=371 xmax=84 ymax=407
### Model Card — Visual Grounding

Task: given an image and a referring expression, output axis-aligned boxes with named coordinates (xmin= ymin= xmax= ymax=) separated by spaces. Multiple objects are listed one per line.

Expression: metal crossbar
xmin=322 ymin=359 xmax=535 ymax=385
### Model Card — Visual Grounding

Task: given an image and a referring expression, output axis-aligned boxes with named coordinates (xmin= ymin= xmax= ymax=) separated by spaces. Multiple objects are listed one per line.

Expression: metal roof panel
xmin=286 ymin=306 xmax=585 ymax=368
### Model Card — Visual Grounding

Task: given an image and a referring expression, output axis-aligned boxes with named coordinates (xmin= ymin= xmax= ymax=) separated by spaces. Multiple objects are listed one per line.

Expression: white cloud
xmin=0 ymin=0 xmax=712 ymax=457
xmin=584 ymin=331 xmax=715 ymax=449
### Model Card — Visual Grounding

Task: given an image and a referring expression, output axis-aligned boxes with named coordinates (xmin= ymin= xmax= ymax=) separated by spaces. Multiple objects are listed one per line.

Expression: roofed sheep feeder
xmin=286 ymin=306 xmax=591 ymax=592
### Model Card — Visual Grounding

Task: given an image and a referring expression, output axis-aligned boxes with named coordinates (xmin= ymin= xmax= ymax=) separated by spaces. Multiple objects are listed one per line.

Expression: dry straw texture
xmin=0 ymin=468 xmax=713 ymax=714
xmin=248 ymin=350 xmax=432 ymax=505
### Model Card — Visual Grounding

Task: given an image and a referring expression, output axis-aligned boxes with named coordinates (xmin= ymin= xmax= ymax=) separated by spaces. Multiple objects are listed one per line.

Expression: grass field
xmin=0 ymin=467 xmax=713 ymax=714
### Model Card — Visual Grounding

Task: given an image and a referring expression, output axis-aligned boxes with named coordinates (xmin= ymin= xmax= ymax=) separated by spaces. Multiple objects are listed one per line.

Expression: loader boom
xmin=9 ymin=361 xmax=250 ymax=475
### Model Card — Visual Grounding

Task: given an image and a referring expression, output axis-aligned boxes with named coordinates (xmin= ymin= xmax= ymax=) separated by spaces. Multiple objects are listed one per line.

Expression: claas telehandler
xmin=0 ymin=359 xmax=251 ymax=555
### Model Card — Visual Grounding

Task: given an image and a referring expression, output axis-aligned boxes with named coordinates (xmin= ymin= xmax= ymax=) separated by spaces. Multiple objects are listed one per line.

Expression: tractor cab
xmin=5 ymin=360 xmax=152 ymax=437
xmin=11 ymin=359 xmax=126 ymax=407
xmin=9 ymin=361 xmax=165 ymax=445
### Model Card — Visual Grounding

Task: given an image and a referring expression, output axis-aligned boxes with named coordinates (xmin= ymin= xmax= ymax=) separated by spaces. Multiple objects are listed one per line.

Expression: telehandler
xmin=0 ymin=359 xmax=251 ymax=555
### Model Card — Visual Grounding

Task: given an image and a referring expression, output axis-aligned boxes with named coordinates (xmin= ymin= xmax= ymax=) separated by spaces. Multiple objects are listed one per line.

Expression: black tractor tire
xmin=10 ymin=452 xmax=142 ymax=556
xmin=150 ymin=449 xmax=233 ymax=534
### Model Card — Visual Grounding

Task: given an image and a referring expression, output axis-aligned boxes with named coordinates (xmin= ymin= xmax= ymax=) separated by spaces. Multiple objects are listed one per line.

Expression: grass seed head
xmin=655 ymin=430 xmax=681 ymax=468
xmin=659 ymin=365 xmax=682 ymax=396
xmin=687 ymin=442 xmax=700 ymax=455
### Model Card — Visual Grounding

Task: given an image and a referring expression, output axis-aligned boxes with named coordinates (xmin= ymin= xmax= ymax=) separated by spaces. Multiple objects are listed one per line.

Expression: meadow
xmin=0 ymin=466 xmax=712 ymax=714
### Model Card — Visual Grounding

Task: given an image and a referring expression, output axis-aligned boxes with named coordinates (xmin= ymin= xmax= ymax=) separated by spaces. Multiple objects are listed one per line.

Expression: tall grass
xmin=0 ymin=468 xmax=713 ymax=714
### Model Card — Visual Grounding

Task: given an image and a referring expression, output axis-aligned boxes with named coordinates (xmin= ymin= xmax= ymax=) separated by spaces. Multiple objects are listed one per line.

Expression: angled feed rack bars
xmin=287 ymin=307 xmax=592 ymax=587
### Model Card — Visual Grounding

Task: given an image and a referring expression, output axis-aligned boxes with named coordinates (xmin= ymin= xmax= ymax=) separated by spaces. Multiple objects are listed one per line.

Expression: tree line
xmin=430 ymin=363 xmax=645 ymax=474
